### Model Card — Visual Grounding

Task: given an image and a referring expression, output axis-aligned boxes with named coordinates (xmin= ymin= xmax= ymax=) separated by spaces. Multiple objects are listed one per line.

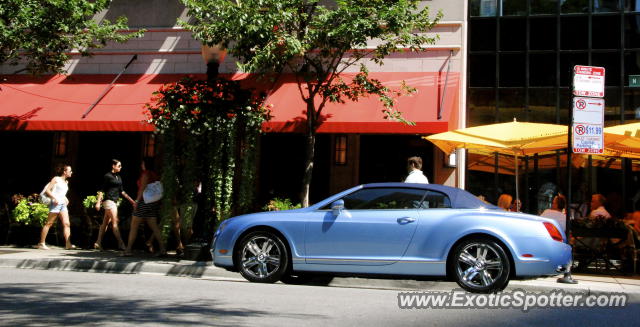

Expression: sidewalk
xmin=1 ymin=245 xmax=639 ymax=299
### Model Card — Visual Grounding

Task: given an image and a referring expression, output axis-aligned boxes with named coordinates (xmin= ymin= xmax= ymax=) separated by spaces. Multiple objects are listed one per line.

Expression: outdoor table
xmin=571 ymin=226 xmax=631 ymax=272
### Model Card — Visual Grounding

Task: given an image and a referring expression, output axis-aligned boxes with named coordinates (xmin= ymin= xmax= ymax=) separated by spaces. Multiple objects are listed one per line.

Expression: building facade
xmin=0 ymin=0 xmax=466 ymax=210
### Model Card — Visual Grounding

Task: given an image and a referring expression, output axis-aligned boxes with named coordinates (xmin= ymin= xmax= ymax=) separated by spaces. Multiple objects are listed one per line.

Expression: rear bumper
xmin=515 ymin=241 xmax=572 ymax=276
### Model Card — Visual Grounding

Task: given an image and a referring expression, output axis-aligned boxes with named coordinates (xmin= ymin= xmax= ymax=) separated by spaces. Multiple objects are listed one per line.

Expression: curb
xmin=1 ymin=256 xmax=639 ymax=301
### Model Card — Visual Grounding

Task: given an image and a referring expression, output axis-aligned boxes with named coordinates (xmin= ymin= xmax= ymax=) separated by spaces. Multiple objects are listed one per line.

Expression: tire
xmin=236 ymin=231 xmax=289 ymax=283
xmin=449 ymin=237 xmax=511 ymax=293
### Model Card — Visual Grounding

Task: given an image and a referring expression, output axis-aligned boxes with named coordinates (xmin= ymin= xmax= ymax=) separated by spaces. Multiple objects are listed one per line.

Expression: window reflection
xmin=532 ymin=0 xmax=559 ymax=14
xmin=497 ymin=88 xmax=526 ymax=122
xmin=593 ymin=0 xmax=622 ymax=12
xmin=561 ymin=0 xmax=589 ymax=13
xmin=625 ymin=0 xmax=640 ymax=11
xmin=502 ymin=0 xmax=527 ymax=16
xmin=529 ymin=88 xmax=558 ymax=123
xmin=468 ymin=88 xmax=497 ymax=126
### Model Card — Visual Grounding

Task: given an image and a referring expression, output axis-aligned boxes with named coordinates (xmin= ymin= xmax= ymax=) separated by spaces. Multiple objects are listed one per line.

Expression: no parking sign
xmin=572 ymin=96 xmax=604 ymax=154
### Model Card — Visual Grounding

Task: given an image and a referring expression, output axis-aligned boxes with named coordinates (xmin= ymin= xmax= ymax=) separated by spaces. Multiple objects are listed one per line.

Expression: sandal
xmin=65 ymin=244 xmax=77 ymax=250
xmin=35 ymin=243 xmax=50 ymax=250
xmin=145 ymin=241 xmax=155 ymax=254
xmin=93 ymin=243 xmax=103 ymax=251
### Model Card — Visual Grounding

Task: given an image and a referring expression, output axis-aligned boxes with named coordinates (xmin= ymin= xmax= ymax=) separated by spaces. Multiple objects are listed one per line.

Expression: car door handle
xmin=397 ymin=217 xmax=416 ymax=224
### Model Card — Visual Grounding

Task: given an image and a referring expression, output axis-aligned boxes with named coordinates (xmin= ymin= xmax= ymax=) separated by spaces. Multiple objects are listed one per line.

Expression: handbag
xmin=143 ymin=181 xmax=164 ymax=203
xmin=39 ymin=184 xmax=51 ymax=205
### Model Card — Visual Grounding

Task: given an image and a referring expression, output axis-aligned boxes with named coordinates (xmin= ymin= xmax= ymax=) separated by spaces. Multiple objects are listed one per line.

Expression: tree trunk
xmin=301 ymin=130 xmax=316 ymax=207
xmin=301 ymin=98 xmax=317 ymax=207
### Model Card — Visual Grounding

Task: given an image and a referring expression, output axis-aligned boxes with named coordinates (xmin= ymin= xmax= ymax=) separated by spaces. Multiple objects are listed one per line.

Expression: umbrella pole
xmin=515 ymin=154 xmax=519 ymax=211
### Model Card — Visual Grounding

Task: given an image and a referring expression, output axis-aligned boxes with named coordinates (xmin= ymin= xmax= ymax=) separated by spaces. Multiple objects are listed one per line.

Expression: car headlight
xmin=214 ymin=219 xmax=230 ymax=237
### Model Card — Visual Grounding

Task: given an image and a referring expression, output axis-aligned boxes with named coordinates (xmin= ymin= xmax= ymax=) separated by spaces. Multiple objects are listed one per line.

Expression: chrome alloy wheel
xmin=240 ymin=235 xmax=282 ymax=279
xmin=455 ymin=242 xmax=504 ymax=289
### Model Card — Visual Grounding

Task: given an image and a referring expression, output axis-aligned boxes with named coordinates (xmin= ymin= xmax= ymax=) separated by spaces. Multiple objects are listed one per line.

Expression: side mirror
xmin=331 ymin=199 xmax=345 ymax=216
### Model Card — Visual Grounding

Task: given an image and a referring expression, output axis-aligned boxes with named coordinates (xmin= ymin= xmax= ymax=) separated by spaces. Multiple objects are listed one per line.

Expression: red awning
xmin=1 ymin=72 xmax=458 ymax=133
xmin=232 ymin=71 xmax=460 ymax=134
xmin=0 ymin=74 xmax=182 ymax=131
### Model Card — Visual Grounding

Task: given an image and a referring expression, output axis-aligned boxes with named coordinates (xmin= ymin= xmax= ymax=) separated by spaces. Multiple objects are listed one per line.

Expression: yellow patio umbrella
xmin=467 ymin=149 xmax=640 ymax=175
xmin=603 ymin=122 xmax=640 ymax=159
xmin=425 ymin=120 xmax=568 ymax=203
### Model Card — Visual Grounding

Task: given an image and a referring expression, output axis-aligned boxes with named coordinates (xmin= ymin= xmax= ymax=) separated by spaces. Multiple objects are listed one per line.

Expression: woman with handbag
xmin=37 ymin=164 xmax=75 ymax=250
xmin=94 ymin=159 xmax=135 ymax=250
xmin=123 ymin=158 xmax=166 ymax=256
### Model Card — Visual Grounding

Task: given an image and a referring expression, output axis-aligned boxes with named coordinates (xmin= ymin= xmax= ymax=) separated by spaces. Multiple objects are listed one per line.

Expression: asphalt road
xmin=1 ymin=268 xmax=638 ymax=327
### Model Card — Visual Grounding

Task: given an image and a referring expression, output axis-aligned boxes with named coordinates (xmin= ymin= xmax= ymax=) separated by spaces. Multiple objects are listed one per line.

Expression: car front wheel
xmin=450 ymin=238 xmax=510 ymax=293
xmin=236 ymin=231 xmax=289 ymax=283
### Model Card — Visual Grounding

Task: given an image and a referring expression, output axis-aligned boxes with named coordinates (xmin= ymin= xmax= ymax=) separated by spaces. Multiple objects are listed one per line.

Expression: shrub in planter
xmin=262 ymin=198 xmax=302 ymax=211
xmin=11 ymin=194 xmax=48 ymax=227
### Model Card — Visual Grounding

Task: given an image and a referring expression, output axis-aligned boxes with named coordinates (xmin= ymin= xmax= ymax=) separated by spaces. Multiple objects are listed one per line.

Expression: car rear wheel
xmin=451 ymin=238 xmax=510 ymax=293
xmin=236 ymin=231 xmax=289 ymax=283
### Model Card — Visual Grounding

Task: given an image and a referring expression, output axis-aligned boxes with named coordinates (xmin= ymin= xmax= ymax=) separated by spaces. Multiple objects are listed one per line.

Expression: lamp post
xmin=201 ymin=44 xmax=227 ymax=82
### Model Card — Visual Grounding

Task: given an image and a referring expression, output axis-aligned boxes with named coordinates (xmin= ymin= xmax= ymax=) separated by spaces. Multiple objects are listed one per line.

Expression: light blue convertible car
xmin=211 ymin=183 xmax=572 ymax=293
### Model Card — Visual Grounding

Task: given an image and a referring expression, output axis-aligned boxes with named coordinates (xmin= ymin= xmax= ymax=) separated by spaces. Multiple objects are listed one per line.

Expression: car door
xmin=304 ymin=187 xmax=425 ymax=265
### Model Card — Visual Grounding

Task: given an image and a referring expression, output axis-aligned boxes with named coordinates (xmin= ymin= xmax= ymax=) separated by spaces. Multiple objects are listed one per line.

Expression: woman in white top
xmin=37 ymin=164 xmax=74 ymax=250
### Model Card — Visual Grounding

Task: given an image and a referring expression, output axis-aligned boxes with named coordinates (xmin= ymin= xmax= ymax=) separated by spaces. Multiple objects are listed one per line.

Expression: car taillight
xmin=543 ymin=222 xmax=564 ymax=242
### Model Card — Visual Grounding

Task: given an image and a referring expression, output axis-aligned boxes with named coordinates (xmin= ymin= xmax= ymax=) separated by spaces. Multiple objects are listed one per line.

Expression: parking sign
xmin=573 ymin=65 xmax=605 ymax=98
xmin=572 ymin=97 xmax=604 ymax=154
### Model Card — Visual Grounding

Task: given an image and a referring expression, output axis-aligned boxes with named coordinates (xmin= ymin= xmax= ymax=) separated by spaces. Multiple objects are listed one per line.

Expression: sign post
xmin=560 ymin=65 xmax=605 ymax=284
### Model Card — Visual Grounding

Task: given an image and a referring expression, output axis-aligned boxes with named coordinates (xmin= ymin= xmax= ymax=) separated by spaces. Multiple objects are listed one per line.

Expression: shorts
xmin=102 ymin=200 xmax=118 ymax=210
xmin=49 ymin=202 xmax=68 ymax=213
xmin=133 ymin=200 xmax=160 ymax=218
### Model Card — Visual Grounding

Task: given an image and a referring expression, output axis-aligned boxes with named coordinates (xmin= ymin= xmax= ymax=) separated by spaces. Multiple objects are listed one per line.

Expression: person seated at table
xmin=588 ymin=193 xmax=612 ymax=219
xmin=509 ymin=198 xmax=522 ymax=212
xmin=497 ymin=194 xmax=512 ymax=211
xmin=541 ymin=194 xmax=567 ymax=233
xmin=624 ymin=210 xmax=640 ymax=235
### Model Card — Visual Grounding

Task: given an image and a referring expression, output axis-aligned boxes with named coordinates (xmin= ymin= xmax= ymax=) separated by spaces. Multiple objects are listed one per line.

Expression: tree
xmin=0 ymin=0 xmax=142 ymax=75
xmin=181 ymin=0 xmax=441 ymax=207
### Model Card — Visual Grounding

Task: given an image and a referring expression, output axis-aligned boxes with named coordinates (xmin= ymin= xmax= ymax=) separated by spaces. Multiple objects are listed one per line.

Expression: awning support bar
xmin=438 ymin=50 xmax=453 ymax=120
xmin=82 ymin=54 xmax=138 ymax=119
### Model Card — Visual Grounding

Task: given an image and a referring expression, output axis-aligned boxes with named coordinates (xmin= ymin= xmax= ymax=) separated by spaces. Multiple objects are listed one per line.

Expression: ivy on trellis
xmin=146 ymin=77 xmax=270 ymax=240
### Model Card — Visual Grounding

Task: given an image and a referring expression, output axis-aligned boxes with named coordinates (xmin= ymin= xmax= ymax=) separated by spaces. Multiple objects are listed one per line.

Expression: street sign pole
xmin=566 ymin=67 xmax=573 ymax=242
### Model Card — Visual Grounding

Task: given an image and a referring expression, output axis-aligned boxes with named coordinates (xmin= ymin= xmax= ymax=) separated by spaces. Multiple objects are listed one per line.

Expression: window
xmin=532 ymin=0 xmax=559 ymax=14
xmin=497 ymin=88 xmax=526 ymax=121
xmin=530 ymin=54 xmax=558 ymax=86
xmin=339 ymin=188 xmax=428 ymax=210
xmin=593 ymin=16 xmax=621 ymax=50
xmin=529 ymin=88 xmax=558 ymax=122
xmin=334 ymin=135 xmax=347 ymax=165
xmin=54 ymin=132 xmax=67 ymax=157
xmin=561 ymin=16 xmax=589 ymax=50
xmin=500 ymin=18 xmax=526 ymax=51
xmin=530 ymin=18 xmax=557 ymax=50
xmin=143 ymin=134 xmax=156 ymax=158
xmin=470 ymin=0 xmax=498 ymax=17
xmin=468 ymin=88 xmax=497 ymax=125
xmin=499 ymin=53 xmax=526 ymax=86
xmin=469 ymin=54 xmax=497 ymax=87
xmin=470 ymin=20 xmax=497 ymax=51
xmin=561 ymin=0 xmax=589 ymax=13
xmin=502 ymin=0 xmax=527 ymax=16
xmin=423 ymin=191 xmax=452 ymax=209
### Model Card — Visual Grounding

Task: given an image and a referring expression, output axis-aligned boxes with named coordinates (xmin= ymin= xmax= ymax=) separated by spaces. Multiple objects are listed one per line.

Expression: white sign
xmin=572 ymin=97 xmax=604 ymax=154
xmin=573 ymin=65 xmax=605 ymax=98
xmin=573 ymin=97 xmax=604 ymax=124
